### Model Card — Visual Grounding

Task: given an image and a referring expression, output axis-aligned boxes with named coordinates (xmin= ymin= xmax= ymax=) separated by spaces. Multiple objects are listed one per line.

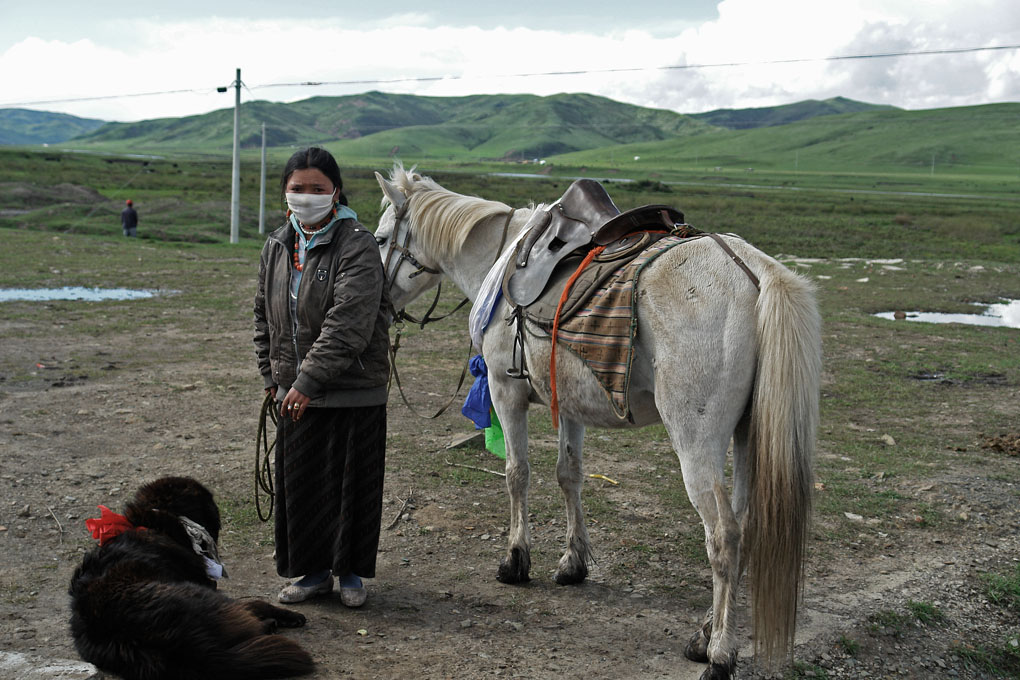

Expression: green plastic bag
xmin=484 ymin=408 xmax=506 ymax=459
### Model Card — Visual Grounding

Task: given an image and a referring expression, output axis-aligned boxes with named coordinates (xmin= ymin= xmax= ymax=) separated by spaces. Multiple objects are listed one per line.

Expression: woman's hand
xmin=280 ymin=387 xmax=311 ymax=421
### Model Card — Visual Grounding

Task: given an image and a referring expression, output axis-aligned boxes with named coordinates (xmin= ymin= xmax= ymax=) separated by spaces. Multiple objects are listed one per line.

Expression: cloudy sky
xmin=1 ymin=0 xmax=1018 ymax=122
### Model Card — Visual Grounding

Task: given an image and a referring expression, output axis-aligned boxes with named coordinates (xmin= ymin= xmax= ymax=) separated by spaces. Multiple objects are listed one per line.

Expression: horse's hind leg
xmin=492 ymin=382 xmax=533 ymax=584
xmin=686 ymin=412 xmax=751 ymax=667
xmin=694 ymin=479 xmax=742 ymax=679
xmin=553 ymin=417 xmax=592 ymax=585
xmin=662 ymin=419 xmax=742 ymax=678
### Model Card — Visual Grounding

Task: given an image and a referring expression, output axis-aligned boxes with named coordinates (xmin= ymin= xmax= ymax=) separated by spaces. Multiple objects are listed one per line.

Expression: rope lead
xmin=255 ymin=391 xmax=278 ymax=521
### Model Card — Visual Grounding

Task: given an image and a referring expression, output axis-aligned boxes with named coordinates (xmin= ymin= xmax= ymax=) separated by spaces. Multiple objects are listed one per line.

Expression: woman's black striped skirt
xmin=273 ymin=403 xmax=386 ymax=578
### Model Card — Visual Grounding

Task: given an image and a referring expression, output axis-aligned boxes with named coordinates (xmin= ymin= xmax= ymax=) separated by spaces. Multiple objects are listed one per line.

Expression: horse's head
xmin=374 ymin=164 xmax=446 ymax=312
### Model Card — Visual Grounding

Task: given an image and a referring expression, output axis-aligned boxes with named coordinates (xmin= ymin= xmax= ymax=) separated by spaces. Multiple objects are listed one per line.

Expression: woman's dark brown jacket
xmin=254 ymin=217 xmax=391 ymax=407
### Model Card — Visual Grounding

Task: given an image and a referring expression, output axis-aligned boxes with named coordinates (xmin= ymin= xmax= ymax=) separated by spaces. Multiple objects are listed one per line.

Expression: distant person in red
xmin=121 ymin=199 xmax=138 ymax=237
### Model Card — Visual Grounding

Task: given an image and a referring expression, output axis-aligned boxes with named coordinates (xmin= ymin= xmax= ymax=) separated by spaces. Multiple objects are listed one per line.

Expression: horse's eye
xmin=375 ymin=237 xmax=387 ymax=246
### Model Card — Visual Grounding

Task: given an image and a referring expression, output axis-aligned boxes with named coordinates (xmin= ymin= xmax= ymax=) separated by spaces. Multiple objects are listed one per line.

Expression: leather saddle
xmin=505 ymin=179 xmax=685 ymax=308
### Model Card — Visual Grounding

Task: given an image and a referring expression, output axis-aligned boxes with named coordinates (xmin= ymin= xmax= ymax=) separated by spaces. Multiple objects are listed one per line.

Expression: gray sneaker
xmin=278 ymin=574 xmax=334 ymax=603
xmin=339 ymin=583 xmax=367 ymax=608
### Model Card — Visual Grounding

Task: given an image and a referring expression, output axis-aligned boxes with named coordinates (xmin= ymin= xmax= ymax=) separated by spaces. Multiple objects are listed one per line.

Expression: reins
xmin=254 ymin=390 xmax=277 ymax=521
xmin=388 ymin=324 xmax=474 ymax=419
xmin=393 ymin=282 xmax=471 ymax=328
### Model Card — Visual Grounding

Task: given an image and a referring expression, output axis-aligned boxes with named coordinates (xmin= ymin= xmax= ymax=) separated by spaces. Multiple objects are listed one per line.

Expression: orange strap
xmin=550 ymin=245 xmax=606 ymax=428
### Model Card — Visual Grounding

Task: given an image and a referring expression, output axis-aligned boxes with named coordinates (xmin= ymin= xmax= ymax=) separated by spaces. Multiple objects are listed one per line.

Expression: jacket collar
xmin=269 ymin=216 xmax=354 ymax=249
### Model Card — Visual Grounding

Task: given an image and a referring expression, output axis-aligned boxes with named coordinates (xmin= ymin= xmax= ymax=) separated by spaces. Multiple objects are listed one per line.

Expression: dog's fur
xmin=69 ymin=476 xmax=314 ymax=680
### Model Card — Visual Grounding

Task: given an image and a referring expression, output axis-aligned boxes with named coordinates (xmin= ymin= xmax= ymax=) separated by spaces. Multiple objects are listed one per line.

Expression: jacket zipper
xmin=291 ymin=242 xmax=302 ymax=374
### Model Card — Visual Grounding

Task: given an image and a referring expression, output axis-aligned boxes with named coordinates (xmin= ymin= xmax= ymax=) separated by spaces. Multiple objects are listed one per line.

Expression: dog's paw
xmin=273 ymin=607 xmax=307 ymax=628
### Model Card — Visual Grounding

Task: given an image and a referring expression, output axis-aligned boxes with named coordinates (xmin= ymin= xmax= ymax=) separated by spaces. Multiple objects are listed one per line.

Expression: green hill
xmin=9 ymin=93 xmax=1019 ymax=180
xmin=551 ymin=102 xmax=1020 ymax=175
xmin=0 ymin=108 xmax=107 ymax=145
xmin=69 ymin=91 xmax=710 ymax=159
xmin=689 ymin=97 xmax=896 ymax=129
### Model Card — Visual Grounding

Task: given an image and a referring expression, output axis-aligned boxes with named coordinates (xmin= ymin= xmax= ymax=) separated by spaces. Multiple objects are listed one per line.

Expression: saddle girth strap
xmin=704 ymin=233 xmax=760 ymax=291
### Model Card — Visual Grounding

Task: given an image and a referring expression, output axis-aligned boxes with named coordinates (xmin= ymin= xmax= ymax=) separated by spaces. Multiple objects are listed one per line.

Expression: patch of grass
xmin=868 ymin=600 xmax=948 ymax=638
xmin=907 ymin=599 xmax=947 ymax=625
xmin=983 ymin=562 xmax=1020 ymax=611
xmin=952 ymin=641 xmax=1020 ymax=677
xmin=836 ymin=634 xmax=860 ymax=657
xmin=219 ymin=493 xmax=273 ymax=548
xmin=867 ymin=609 xmax=914 ymax=637
xmin=787 ymin=661 xmax=830 ymax=679
xmin=912 ymin=502 xmax=946 ymax=529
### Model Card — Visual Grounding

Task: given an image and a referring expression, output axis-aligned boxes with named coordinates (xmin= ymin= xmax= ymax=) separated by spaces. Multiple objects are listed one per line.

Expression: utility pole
xmin=230 ymin=68 xmax=241 ymax=244
xmin=258 ymin=122 xmax=266 ymax=235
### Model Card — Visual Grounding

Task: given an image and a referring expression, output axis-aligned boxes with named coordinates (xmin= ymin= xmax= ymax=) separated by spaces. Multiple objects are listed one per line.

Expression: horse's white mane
xmin=383 ymin=162 xmax=512 ymax=261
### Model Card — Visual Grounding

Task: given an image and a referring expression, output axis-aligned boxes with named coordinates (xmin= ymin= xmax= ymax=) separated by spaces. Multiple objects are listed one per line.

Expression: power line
xmin=4 ymin=87 xmax=223 ymax=108
xmin=252 ymin=44 xmax=1020 ymax=90
xmin=1 ymin=43 xmax=1017 ymax=108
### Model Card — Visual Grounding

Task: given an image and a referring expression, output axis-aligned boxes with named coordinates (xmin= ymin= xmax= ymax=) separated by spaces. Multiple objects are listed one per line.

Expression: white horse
xmin=374 ymin=165 xmax=821 ymax=680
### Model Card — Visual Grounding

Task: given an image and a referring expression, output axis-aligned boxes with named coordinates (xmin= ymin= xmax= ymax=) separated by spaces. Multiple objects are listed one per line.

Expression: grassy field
xmin=553 ymin=103 xmax=1020 ymax=176
xmin=2 ymin=145 xmax=1018 ymax=479
xmin=2 ymin=147 xmax=1018 ymax=262
xmin=1 ymin=147 xmax=1019 ymax=676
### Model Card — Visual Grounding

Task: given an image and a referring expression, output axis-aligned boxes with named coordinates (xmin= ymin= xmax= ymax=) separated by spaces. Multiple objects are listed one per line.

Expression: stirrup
xmin=506 ymin=307 xmax=530 ymax=379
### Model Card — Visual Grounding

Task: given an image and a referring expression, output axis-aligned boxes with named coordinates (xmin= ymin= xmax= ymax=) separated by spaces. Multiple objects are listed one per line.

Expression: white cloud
xmin=0 ymin=1 xmax=1017 ymax=121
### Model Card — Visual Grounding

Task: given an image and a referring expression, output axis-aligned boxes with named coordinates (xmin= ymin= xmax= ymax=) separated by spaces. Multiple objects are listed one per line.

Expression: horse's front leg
xmin=491 ymin=381 xmax=532 ymax=584
xmin=553 ymin=416 xmax=592 ymax=585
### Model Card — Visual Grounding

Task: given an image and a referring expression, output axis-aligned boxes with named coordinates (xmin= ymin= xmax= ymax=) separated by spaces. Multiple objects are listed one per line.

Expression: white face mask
xmin=286 ymin=191 xmax=335 ymax=226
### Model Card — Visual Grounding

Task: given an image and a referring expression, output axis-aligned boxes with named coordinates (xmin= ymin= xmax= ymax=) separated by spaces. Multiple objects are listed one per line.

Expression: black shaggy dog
xmin=69 ymin=476 xmax=314 ymax=680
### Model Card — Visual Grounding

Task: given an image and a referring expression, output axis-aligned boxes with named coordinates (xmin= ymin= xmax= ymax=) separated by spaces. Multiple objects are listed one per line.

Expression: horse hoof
xmin=684 ymin=626 xmax=710 ymax=663
xmin=496 ymin=547 xmax=531 ymax=584
xmin=496 ymin=563 xmax=531 ymax=584
xmin=552 ymin=563 xmax=587 ymax=585
xmin=699 ymin=662 xmax=732 ymax=680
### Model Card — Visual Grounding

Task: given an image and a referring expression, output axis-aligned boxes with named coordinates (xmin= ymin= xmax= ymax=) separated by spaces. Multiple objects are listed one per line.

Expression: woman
xmin=253 ymin=147 xmax=390 ymax=607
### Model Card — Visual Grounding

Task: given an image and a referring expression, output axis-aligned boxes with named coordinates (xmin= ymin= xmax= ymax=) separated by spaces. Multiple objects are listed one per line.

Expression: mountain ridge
xmin=688 ymin=96 xmax=897 ymax=129
xmin=1 ymin=94 xmax=1015 ymax=176
xmin=0 ymin=108 xmax=107 ymax=145
xmin=1 ymin=93 xmax=889 ymax=152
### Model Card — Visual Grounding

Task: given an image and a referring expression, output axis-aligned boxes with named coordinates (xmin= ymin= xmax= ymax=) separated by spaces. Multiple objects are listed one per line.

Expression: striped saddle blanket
xmin=535 ymin=234 xmax=703 ymax=420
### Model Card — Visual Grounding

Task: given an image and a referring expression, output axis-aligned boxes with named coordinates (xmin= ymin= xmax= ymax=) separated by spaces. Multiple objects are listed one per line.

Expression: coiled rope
xmin=254 ymin=391 xmax=278 ymax=521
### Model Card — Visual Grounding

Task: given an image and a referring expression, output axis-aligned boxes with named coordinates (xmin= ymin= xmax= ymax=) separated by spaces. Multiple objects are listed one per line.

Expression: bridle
xmin=382 ymin=198 xmax=440 ymax=289
xmin=380 ymin=198 xmax=466 ymax=329
xmin=380 ymin=197 xmax=515 ymax=419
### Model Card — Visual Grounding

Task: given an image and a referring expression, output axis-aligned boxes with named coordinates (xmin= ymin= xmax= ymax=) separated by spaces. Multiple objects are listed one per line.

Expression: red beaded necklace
xmin=292 ymin=232 xmax=304 ymax=271
xmin=289 ymin=205 xmax=339 ymax=272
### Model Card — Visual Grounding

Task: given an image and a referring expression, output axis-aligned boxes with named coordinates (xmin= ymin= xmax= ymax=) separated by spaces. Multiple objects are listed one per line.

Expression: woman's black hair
xmin=280 ymin=147 xmax=348 ymax=206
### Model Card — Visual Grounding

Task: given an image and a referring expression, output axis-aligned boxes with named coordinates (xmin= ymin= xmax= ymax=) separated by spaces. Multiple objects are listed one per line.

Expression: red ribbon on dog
xmin=85 ymin=505 xmax=144 ymax=545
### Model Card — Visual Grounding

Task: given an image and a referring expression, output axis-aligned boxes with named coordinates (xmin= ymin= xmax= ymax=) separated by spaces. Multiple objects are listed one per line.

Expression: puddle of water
xmin=0 ymin=286 xmax=164 ymax=302
xmin=874 ymin=299 xmax=1020 ymax=329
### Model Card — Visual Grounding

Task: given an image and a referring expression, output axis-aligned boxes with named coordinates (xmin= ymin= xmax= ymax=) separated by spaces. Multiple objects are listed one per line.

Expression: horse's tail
xmin=746 ymin=261 xmax=821 ymax=667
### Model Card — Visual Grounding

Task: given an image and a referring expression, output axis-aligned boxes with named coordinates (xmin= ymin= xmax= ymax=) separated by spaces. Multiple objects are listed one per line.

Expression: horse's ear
xmin=375 ymin=171 xmax=406 ymax=212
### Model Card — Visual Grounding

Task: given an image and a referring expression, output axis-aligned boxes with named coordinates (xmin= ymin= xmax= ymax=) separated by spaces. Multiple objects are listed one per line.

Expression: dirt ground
xmin=1 ymin=290 xmax=1019 ymax=680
